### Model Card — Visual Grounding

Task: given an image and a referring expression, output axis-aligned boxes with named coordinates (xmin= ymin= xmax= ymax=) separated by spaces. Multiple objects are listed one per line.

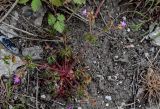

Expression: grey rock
xmin=22 ymin=46 xmax=43 ymax=59
xmin=0 ymin=48 xmax=24 ymax=76
xmin=148 ymin=27 xmax=160 ymax=46
xmin=34 ymin=7 xmax=46 ymax=26
xmin=0 ymin=11 xmax=19 ymax=38
xmin=22 ymin=6 xmax=33 ymax=17
xmin=105 ymin=96 xmax=112 ymax=101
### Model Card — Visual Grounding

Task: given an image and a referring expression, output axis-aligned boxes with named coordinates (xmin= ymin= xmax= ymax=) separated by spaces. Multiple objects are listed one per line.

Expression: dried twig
xmin=0 ymin=0 xmax=19 ymax=23
xmin=2 ymin=22 xmax=38 ymax=37
xmin=153 ymin=48 xmax=160 ymax=62
xmin=36 ymin=70 xmax=39 ymax=109
xmin=0 ymin=27 xmax=62 ymax=42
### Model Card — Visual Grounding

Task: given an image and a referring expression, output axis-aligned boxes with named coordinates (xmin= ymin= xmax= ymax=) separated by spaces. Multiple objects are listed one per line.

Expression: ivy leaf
xmin=31 ymin=0 xmax=42 ymax=12
xmin=54 ymin=21 xmax=65 ymax=33
xmin=57 ymin=14 xmax=65 ymax=22
xmin=18 ymin=0 xmax=29 ymax=4
xmin=73 ymin=0 xmax=86 ymax=4
xmin=49 ymin=0 xmax=63 ymax=7
xmin=48 ymin=13 xmax=56 ymax=26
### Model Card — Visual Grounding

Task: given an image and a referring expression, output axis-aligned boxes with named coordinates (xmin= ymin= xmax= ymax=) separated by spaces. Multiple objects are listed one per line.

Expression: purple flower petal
xmin=121 ymin=21 xmax=127 ymax=27
xmin=82 ymin=9 xmax=87 ymax=16
xmin=66 ymin=105 xmax=73 ymax=109
xmin=13 ymin=75 xmax=21 ymax=84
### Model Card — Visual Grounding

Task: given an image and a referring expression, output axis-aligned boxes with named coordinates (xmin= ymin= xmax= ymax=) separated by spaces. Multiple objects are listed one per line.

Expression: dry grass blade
xmin=0 ymin=78 xmax=7 ymax=103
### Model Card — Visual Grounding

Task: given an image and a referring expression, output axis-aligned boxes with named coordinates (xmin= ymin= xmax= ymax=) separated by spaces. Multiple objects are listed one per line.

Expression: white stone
xmin=78 ymin=107 xmax=82 ymax=109
xmin=41 ymin=95 xmax=46 ymax=99
xmin=105 ymin=96 xmax=112 ymax=101
xmin=106 ymin=103 xmax=109 ymax=106
xmin=148 ymin=27 xmax=160 ymax=46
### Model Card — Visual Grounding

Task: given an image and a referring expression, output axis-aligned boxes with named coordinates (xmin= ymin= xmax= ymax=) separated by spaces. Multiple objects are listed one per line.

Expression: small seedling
xmin=84 ymin=33 xmax=97 ymax=44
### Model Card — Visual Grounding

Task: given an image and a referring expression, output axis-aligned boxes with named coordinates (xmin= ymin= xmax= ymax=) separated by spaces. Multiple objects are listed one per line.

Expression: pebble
xmin=93 ymin=60 xmax=96 ymax=64
xmin=115 ymin=55 xmax=119 ymax=59
xmin=127 ymin=28 xmax=131 ymax=32
xmin=106 ymin=103 xmax=109 ymax=106
xmin=41 ymin=94 xmax=46 ymax=99
xmin=22 ymin=46 xmax=43 ymax=59
xmin=144 ymin=52 xmax=149 ymax=57
xmin=149 ymin=47 xmax=155 ymax=53
xmin=105 ymin=96 xmax=112 ymax=101
xmin=107 ymin=76 xmax=112 ymax=80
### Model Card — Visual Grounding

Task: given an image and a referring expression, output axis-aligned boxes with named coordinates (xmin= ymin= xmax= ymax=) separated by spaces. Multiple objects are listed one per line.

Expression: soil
xmin=68 ymin=1 xmax=160 ymax=109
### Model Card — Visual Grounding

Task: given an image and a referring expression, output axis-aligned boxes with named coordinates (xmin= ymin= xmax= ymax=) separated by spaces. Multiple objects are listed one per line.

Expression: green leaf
xmin=18 ymin=0 xmax=29 ymax=4
xmin=31 ymin=0 xmax=42 ymax=12
xmin=60 ymin=47 xmax=72 ymax=58
xmin=49 ymin=0 xmax=63 ymax=7
xmin=84 ymin=33 xmax=97 ymax=44
xmin=54 ymin=21 xmax=65 ymax=33
xmin=57 ymin=14 xmax=65 ymax=22
xmin=48 ymin=13 xmax=56 ymax=26
xmin=73 ymin=0 xmax=86 ymax=4
xmin=47 ymin=56 xmax=56 ymax=64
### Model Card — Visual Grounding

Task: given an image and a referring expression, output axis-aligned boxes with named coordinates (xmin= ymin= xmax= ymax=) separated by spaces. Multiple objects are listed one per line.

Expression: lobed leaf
xmin=49 ymin=0 xmax=63 ymax=7
xmin=54 ymin=21 xmax=65 ymax=33
xmin=31 ymin=0 xmax=42 ymax=12
xmin=73 ymin=0 xmax=86 ymax=4
xmin=48 ymin=13 xmax=56 ymax=26
xmin=57 ymin=13 xmax=65 ymax=22
xmin=18 ymin=0 xmax=29 ymax=4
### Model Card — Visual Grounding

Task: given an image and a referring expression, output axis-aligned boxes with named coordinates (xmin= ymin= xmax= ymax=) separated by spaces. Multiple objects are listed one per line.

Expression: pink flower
xmin=13 ymin=75 xmax=21 ymax=84
xmin=121 ymin=21 xmax=127 ymax=28
xmin=66 ymin=105 xmax=73 ymax=109
xmin=82 ymin=9 xmax=87 ymax=16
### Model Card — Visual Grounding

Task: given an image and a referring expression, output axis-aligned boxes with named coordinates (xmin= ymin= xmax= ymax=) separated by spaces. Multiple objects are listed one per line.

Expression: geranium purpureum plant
xmin=38 ymin=50 xmax=91 ymax=99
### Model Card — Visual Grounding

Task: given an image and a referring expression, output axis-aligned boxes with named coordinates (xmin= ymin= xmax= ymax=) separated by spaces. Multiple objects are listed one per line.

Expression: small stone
xmin=115 ymin=55 xmax=119 ymax=59
xmin=106 ymin=103 xmax=109 ymax=106
xmin=34 ymin=7 xmax=46 ymax=26
xmin=122 ymin=16 xmax=126 ymax=21
xmin=9 ymin=105 xmax=13 ymax=109
xmin=127 ymin=37 xmax=134 ymax=42
xmin=105 ymin=96 xmax=112 ymax=101
xmin=125 ymin=44 xmax=135 ymax=48
xmin=149 ymin=47 xmax=155 ymax=53
xmin=41 ymin=95 xmax=46 ymax=99
xmin=78 ymin=107 xmax=82 ymax=109
xmin=148 ymin=27 xmax=160 ymax=46
xmin=107 ymin=76 xmax=112 ymax=80
xmin=22 ymin=46 xmax=43 ymax=60
xmin=127 ymin=28 xmax=131 ymax=32
xmin=144 ymin=52 xmax=149 ymax=57
xmin=93 ymin=61 xmax=96 ymax=64
xmin=22 ymin=6 xmax=33 ymax=17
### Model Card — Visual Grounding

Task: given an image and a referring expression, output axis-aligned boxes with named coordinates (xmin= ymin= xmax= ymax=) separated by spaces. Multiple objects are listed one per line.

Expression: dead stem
xmin=36 ymin=70 xmax=39 ymax=109
xmin=0 ymin=0 xmax=19 ymax=23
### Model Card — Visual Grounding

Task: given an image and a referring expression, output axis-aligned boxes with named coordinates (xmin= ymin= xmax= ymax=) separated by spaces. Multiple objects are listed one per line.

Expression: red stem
xmin=94 ymin=0 xmax=105 ymax=18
